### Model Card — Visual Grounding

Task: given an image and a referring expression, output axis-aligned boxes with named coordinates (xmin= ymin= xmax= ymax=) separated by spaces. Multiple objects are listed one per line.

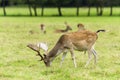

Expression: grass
xmin=0 ymin=7 xmax=120 ymax=16
xmin=0 ymin=16 xmax=120 ymax=80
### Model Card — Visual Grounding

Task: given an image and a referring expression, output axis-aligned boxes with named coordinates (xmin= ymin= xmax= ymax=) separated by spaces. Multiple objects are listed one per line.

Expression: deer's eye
xmin=44 ymin=60 xmax=47 ymax=63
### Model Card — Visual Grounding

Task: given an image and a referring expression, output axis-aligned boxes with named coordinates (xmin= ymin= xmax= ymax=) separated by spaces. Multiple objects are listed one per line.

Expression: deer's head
xmin=77 ymin=23 xmax=85 ymax=31
xmin=64 ymin=21 xmax=72 ymax=31
xmin=27 ymin=43 xmax=51 ymax=67
xmin=66 ymin=26 xmax=72 ymax=31
xmin=77 ymin=23 xmax=84 ymax=28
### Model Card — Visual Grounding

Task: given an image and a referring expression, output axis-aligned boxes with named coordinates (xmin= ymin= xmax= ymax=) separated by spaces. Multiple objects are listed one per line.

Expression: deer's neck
xmin=47 ymin=43 xmax=62 ymax=61
xmin=64 ymin=27 xmax=69 ymax=32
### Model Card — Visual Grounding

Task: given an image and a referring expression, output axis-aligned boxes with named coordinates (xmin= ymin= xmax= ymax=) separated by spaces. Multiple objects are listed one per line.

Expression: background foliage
xmin=0 ymin=0 xmax=120 ymax=16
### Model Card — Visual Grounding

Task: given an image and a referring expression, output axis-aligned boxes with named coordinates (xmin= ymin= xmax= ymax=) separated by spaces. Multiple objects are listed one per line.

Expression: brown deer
xmin=29 ymin=30 xmax=39 ymax=34
xmin=29 ymin=30 xmax=35 ymax=34
xmin=40 ymin=24 xmax=46 ymax=34
xmin=77 ymin=23 xmax=85 ymax=32
xmin=55 ymin=22 xmax=72 ymax=33
xmin=27 ymin=29 xmax=105 ymax=68
xmin=77 ymin=23 xmax=87 ymax=54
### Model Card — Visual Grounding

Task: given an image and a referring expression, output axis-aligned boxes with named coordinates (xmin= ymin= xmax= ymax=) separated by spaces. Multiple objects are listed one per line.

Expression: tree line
xmin=0 ymin=0 xmax=120 ymax=16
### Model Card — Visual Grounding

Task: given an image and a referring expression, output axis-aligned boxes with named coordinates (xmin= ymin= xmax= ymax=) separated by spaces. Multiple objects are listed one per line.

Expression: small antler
xmin=27 ymin=44 xmax=44 ymax=61
xmin=36 ymin=51 xmax=44 ymax=61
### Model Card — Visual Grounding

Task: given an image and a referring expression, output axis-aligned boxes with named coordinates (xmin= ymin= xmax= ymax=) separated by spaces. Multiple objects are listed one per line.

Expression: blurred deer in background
xmin=27 ymin=29 xmax=105 ymax=68
xmin=29 ymin=30 xmax=39 ymax=34
xmin=40 ymin=24 xmax=46 ymax=34
xmin=55 ymin=22 xmax=72 ymax=33
xmin=77 ymin=23 xmax=85 ymax=32
xmin=29 ymin=30 xmax=35 ymax=34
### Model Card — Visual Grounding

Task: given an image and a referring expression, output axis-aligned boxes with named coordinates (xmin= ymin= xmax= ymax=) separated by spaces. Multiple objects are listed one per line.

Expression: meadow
xmin=0 ymin=15 xmax=120 ymax=79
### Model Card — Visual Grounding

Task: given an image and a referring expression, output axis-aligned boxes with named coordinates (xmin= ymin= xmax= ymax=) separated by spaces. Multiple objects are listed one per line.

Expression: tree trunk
xmin=110 ymin=6 xmax=113 ymax=16
xmin=58 ymin=6 xmax=62 ymax=16
xmin=76 ymin=6 xmax=79 ymax=16
xmin=88 ymin=6 xmax=91 ymax=16
xmin=97 ymin=0 xmax=104 ymax=16
xmin=33 ymin=6 xmax=37 ymax=16
xmin=41 ymin=6 xmax=44 ymax=16
xmin=27 ymin=0 xmax=32 ymax=16
xmin=99 ymin=0 xmax=103 ymax=16
xmin=99 ymin=6 xmax=103 ymax=16
xmin=3 ymin=0 xmax=6 ymax=16
xmin=96 ymin=6 xmax=99 ymax=16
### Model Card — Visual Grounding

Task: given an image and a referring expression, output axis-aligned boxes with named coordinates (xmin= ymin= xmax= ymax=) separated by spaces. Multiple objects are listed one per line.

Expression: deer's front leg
xmin=60 ymin=52 xmax=67 ymax=67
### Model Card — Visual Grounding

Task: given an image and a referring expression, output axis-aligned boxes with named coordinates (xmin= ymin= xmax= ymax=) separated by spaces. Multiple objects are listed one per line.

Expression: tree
xmin=87 ymin=0 xmax=93 ymax=16
xmin=1 ymin=0 xmax=6 ymax=16
xmin=105 ymin=0 xmax=118 ymax=16
xmin=94 ymin=0 xmax=104 ymax=16
xmin=28 ymin=0 xmax=47 ymax=16
xmin=27 ymin=0 xmax=32 ymax=16
xmin=98 ymin=0 xmax=104 ymax=16
xmin=51 ymin=0 xmax=62 ymax=16
xmin=51 ymin=0 xmax=71 ymax=16
xmin=30 ymin=0 xmax=38 ymax=16
xmin=26 ymin=0 xmax=39 ymax=16
xmin=95 ymin=0 xmax=104 ymax=16
xmin=39 ymin=0 xmax=47 ymax=16
xmin=75 ymin=0 xmax=82 ymax=16
xmin=106 ymin=0 xmax=113 ymax=16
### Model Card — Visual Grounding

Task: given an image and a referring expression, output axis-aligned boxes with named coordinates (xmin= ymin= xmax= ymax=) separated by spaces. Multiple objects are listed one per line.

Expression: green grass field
xmin=0 ymin=16 xmax=120 ymax=80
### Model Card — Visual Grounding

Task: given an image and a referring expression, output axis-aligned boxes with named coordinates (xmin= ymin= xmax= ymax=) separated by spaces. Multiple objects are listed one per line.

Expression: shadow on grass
xmin=0 ymin=14 xmax=120 ymax=17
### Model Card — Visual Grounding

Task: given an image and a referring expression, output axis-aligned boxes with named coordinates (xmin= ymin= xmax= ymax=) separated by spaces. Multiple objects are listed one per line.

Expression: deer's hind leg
xmin=91 ymin=48 xmax=97 ymax=65
xmin=85 ymin=49 xmax=93 ymax=67
xmin=70 ymin=48 xmax=77 ymax=68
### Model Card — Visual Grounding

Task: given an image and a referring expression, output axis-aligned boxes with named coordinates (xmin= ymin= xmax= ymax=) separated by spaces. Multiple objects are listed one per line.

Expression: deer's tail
xmin=96 ymin=29 xmax=105 ymax=33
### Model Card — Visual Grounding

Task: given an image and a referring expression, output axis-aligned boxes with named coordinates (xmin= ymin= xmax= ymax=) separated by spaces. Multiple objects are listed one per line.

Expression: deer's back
xmin=58 ymin=30 xmax=98 ymax=51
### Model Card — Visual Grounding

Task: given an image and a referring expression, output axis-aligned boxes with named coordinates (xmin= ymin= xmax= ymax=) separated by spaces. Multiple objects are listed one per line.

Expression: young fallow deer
xmin=27 ymin=29 xmax=105 ymax=68
xmin=77 ymin=23 xmax=86 ymax=32
xmin=55 ymin=22 xmax=72 ymax=33
xmin=77 ymin=23 xmax=87 ymax=54
xmin=40 ymin=24 xmax=46 ymax=34
xmin=29 ymin=30 xmax=35 ymax=34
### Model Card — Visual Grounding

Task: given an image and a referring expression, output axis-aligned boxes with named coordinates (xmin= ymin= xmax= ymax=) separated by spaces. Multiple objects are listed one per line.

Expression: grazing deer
xmin=27 ymin=29 xmax=105 ymax=68
xmin=77 ymin=23 xmax=85 ymax=32
xmin=40 ymin=24 xmax=46 ymax=34
xmin=29 ymin=30 xmax=39 ymax=34
xmin=29 ymin=30 xmax=34 ymax=34
xmin=55 ymin=22 xmax=72 ymax=33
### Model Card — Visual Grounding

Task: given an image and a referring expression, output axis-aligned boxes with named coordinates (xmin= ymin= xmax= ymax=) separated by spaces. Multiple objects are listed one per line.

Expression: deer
xmin=40 ymin=24 xmax=46 ymax=34
xmin=77 ymin=23 xmax=86 ymax=32
xmin=27 ymin=29 xmax=105 ymax=68
xmin=29 ymin=30 xmax=35 ymax=34
xmin=29 ymin=30 xmax=39 ymax=34
xmin=55 ymin=22 xmax=72 ymax=33
xmin=77 ymin=23 xmax=87 ymax=54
